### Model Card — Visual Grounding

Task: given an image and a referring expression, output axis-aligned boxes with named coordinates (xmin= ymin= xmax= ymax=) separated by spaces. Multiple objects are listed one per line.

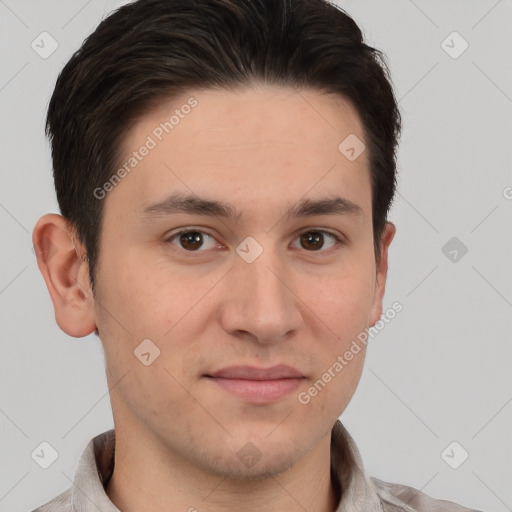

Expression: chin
xmin=209 ymin=447 xmax=300 ymax=481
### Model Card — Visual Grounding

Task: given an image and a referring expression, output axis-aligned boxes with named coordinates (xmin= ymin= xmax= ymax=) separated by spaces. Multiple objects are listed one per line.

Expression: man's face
xmin=92 ymin=86 xmax=393 ymax=477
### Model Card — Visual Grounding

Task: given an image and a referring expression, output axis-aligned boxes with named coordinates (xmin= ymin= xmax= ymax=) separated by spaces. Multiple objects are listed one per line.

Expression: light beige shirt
xmin=32 ymin=420 xmax=481 ymax=511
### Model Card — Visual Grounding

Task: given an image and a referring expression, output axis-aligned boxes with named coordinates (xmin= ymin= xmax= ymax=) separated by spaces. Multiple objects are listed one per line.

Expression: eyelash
xmin=164 ymin=228 xmax=346 ymax=254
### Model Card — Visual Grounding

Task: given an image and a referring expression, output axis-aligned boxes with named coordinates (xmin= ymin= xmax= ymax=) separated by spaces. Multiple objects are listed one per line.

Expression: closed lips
xmin=205 ymin=364 xmax=304 ymax=380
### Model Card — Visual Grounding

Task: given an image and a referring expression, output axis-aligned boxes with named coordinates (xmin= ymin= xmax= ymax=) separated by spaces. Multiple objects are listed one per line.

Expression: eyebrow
xmin=141 ymin=192 xmax=363 ymax=221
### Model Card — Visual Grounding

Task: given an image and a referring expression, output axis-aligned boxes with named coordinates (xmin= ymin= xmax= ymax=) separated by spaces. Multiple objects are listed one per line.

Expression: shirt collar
xmin=330 ymin=420 xmax=382 ymax=512
xmin=70 ymin=420 xmax=382 ymax=511
xmin=71 ymin=429 xmax=119 ymax=511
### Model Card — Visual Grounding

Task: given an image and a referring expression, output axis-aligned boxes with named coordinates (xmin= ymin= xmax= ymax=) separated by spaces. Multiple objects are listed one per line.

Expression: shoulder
xmin=30 ymin=487 xmax=71 ymax=512
xmin=371 ymin=477 xmax=484 ymax=512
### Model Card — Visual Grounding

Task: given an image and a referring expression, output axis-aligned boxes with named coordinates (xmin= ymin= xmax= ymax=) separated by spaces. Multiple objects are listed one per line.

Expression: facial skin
xmin=33 ymin=86 xmax=395 ymax=512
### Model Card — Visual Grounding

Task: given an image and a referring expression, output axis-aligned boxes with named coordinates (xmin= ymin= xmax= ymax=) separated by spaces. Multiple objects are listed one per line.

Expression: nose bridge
xmin=223 ymin=237 xmax=302 ymax=341
xmin=245 ymin=251 xmax=286 ymax=304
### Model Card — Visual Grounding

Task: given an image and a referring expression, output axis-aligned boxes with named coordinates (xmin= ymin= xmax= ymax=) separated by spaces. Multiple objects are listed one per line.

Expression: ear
xmin=32 ymin=213 xmax=97 ymax=337
xmin=368 ymin=221 xmax=396 ymax=327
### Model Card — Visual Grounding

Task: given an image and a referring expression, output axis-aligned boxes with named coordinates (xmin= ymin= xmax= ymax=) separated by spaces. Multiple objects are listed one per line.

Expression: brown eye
xmin=294 ymin=230 xmax=341 ymax=252
xmin=167 ymin=230 xmax=218 ymax=251
xmin=179 ymin=232 xmax=204 ymax=251
xmin=300 ymin=231 xmax=324 ymax=250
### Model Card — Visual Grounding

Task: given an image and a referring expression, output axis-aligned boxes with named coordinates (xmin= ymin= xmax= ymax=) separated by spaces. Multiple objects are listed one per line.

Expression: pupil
xmin=181 ymin=232 xmax=203 ymax=250
xmin=302 ymin=231 xmax=323 ymax=250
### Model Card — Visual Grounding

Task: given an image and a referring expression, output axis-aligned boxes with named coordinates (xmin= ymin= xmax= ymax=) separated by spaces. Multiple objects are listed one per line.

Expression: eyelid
xmin=290 ymin=228 xmax=346 ymax=251
xmin=165 ymin=227 xmax=221 ymax=251
xmin=164 ymin=226 xmax=346 ymax=252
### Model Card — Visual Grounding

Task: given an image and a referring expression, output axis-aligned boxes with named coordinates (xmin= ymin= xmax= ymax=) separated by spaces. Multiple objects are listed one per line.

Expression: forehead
xmin=108 ymin=86 xmax=371 ymax=222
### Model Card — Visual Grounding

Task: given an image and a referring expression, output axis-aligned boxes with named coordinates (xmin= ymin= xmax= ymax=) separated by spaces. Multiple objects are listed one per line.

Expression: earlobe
xmin=368 ymin=221 xmax=396 ymax=327
xmin=32 ymin=213 xmax=97 ymax=337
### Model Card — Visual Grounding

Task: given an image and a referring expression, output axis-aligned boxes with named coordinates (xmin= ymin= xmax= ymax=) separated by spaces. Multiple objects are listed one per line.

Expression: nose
xmin=219 ymin=243 xmax=304 ymax=344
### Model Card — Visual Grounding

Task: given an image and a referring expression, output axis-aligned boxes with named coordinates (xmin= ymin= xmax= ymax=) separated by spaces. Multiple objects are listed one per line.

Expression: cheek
xmin=301 ymin=265 xmax=376 ymax=340
xmin=109 ymin=356 xmax=201 ymax=435
xmin=100 ymin=252 xmax=197 ymax=333
xmin=97 ymin=257 xmax=221 ymax=389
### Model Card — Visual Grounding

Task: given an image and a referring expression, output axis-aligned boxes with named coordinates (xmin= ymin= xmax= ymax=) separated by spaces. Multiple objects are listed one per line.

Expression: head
xmin=34 ymin=0 xmax=400 ymax=481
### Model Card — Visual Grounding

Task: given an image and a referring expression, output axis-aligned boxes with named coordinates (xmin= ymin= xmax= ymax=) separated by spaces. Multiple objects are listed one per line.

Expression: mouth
xmin=204 ymin=365 xmax=305 ymax=404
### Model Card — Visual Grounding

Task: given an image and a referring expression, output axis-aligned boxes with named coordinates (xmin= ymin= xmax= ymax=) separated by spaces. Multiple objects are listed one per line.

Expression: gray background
xmin=1 ymin=0 xmax=511 ymax=511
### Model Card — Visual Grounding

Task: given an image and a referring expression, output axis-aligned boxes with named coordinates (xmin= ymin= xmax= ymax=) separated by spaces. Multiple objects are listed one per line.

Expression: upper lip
xmin=206 ymin=364 xmax=304 ymax=380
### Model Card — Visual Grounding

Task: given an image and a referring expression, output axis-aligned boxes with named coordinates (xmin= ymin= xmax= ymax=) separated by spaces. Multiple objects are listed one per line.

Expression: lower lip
xmin=205 ymin=377 xmax=304 ymax=404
